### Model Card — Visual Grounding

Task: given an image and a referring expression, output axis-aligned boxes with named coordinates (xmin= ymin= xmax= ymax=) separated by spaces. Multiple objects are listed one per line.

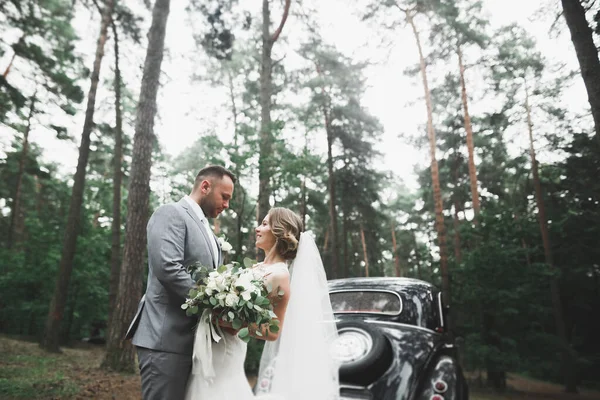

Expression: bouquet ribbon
xmin=191 ymin=309 xmax=223 ymax=379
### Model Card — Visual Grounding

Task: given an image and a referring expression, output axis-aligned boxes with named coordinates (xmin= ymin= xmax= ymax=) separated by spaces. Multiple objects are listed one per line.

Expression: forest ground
xmin=1 ymin=335 xmax=599 ymax=400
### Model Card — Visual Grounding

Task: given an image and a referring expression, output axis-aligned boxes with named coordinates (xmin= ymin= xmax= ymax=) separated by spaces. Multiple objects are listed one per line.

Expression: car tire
xmin=335 ymin=320 xmax=393 ymax=386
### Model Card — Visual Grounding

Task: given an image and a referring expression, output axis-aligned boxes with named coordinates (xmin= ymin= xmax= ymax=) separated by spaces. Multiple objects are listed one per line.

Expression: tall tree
xmin=41 ymin=0 xmax=115 ymax=353
xmin=8 ymin=93 xmax=35 ymax=249
xmin=492 ymin=24 xmax=577 ymax=393
xmin=107 ymin=20 xmax=124 ymax=326
xmin=362 ymin=1 xmax=450 ymax=299
xmin=560 ymin=0 xmax=600 ymax=140
xmin=430 ymin=0 xmax=489 ymax=218
xmin=257 ymin=0 xmax=291 ymax=230
xmin=103 ymin=0 xmax=171 ymax=372
xmin=404 ymin=6 xmax=450 ymax=310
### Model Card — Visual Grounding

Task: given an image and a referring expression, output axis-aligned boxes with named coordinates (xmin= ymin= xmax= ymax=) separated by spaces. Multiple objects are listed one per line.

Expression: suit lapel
xmin=178 ymin=199 xmax=218 ymax=268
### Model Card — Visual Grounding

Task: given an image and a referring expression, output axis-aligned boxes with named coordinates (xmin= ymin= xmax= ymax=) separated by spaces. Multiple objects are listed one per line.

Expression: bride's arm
xmin=248 ymin=272 xmax=291 ymax=341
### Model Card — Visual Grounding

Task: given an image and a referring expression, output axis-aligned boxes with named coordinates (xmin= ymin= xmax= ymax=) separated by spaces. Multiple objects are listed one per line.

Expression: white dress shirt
xmin=184 ymin=195 xmax=219 ymax=267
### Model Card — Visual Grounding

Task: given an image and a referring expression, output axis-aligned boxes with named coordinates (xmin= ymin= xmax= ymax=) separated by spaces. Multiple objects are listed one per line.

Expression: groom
xmin=125 ymin=165 xmax=236 ymax=400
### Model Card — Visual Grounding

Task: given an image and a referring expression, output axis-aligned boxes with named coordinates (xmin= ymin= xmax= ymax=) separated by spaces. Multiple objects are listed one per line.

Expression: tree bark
xmin=525 ymin=82 xmax=577 ymax=393
xmin=412 ymin=230 xmax=422 ymax=280
xmin=316 ymin=61 xmax=340 ymax=278
xmin=391 ymin=220 xmax=402 ymax=277
xmin=560 ymin=0 xmax=600 ymax=140
xmin=257 ymin=0 xmax=291 ymax=239
xmin=41 ymin=0 xmax=114 ymax=352
xmin=406 ymin=11 xmax=450 ymax=309
xmin=102 ymin=0 xmax=170 ymax=372
xmin=360 ymin=224 xmax=369 ymax=277
xmin=9 ymin=94 xmax=35 ymax=249
xmin=458 ymin=44 xmax=481 ymax=217
xmin=452 ymin=155 xmax=463 ymax=264
xmin=107 ymin=21 xmax=123 ymax=327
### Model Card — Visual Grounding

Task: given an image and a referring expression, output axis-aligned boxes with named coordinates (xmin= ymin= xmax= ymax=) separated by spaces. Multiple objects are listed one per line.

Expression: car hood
xmin=366 ymin=321 xmax=440 ymax=400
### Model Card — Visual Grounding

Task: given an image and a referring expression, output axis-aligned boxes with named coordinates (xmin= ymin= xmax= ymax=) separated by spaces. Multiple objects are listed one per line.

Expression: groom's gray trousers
xmin=137 ymin=347 xmax=192 ymax=400
xmin=124 ymin=200 xmax=222 ymax=400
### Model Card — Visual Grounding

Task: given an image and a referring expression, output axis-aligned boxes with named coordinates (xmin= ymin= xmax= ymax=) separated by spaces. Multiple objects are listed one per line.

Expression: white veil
xmin=255 ymin=232 xmax=339 ymax=400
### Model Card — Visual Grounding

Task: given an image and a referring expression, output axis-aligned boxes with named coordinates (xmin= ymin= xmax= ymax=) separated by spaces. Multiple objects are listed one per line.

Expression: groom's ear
xmin=200 ymin=179 xmax=212 ymax=194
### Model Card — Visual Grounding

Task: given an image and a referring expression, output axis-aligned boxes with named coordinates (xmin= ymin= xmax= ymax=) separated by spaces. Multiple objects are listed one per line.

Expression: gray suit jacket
xmin=125 ymin=198 xmax=222 ymax=355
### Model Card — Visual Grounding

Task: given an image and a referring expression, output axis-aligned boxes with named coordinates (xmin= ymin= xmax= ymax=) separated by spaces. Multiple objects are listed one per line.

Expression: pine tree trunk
xmin=300 ymin=177 xmax=306 ymax=230
xmin=413 ymin=230 xmax=422 ymax=280
xmin=342 ymin=210 xmax=349 ymax=278
xmin=315 ymin=60 xmax=340 ymax=279
xmin=325 ymin=112 xmax=339 ymax=278
xmin=108 ymin=22 xmax=123 ymax=327
xmin=560 ymin=0 xmax=600 ymax=140
xmin=452 ymin=156 xmax=463 ymax=264
xmin=9 ymin=94 xmax=35 ymax=249
xmin=360 ymin=225 xmax=369 ymax=277
xmin=226 ymin=69 xmax=246 ymax=259
xmin=102 ymin=0 xmax=170 ymax=372
xmin=407 ymin=11 xmax=450 ymax=308
xmin=41 ymin=0 xmax=114 ymax=352
xmin=458 ymin=44 xmax=480 ymax=216
xmin=257 ymin=0 xmax=291 ymax=238
xmin=525 ymin=83 xmax=578 ymax=393
xmin=391 ymin=220 xmax=401 ymax=277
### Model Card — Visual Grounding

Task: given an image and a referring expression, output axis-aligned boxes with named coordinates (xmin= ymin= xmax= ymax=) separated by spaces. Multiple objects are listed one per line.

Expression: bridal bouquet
xmin=182 ymin=259 xmax=282 ymax=342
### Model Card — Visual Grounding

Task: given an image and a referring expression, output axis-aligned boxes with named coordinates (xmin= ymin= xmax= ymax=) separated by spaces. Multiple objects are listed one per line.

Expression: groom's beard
xmin=200 ymin=198 xmax=217 ymax=219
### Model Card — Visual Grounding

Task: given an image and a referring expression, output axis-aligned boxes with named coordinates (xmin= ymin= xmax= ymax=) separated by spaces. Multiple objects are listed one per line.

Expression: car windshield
xmin=330 ymin=290 xmax=402 ymax=315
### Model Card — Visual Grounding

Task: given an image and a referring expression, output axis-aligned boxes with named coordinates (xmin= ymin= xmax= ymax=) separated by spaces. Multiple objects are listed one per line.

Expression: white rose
xmin=220 ymin=239 xmax=233 ymax=253
xmin=225 ymin=293 xmax=239 ymax=307
xmin=241 ymin=290 xmax=252 ymax=301
xmin=234 ymin=276 xmax=252 ymax=291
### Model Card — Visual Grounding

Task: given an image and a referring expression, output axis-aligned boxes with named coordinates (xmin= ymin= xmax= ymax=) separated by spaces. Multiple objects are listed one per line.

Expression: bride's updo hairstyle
xmin=268 ymin=207 xmax=303 ymax=260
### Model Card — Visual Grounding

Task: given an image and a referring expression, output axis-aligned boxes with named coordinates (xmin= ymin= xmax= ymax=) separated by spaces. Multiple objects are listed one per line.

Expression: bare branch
xmin=271 ymin=0 xmax=291 ymax=43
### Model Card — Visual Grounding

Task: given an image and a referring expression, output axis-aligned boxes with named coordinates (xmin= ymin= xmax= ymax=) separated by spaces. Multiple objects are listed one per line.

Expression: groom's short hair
xmin=194 ymin=165 xmax=237 ymax=188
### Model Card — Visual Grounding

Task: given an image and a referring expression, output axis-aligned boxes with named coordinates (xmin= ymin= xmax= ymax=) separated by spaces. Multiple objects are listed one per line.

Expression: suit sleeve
xmin=147 ymin=205 xmax=195 ymax=301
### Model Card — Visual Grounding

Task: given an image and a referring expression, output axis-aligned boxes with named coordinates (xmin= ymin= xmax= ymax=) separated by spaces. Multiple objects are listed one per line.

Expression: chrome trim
xmin=334 ymin=327 xmax=374 ymax=363
xmin=437 ymin=292 xmax=445 ymax=330
xmin=433 ymin=379 xmax=448 ymax=393
xmin=339 ymin=384 xmax=368 ymax=390
xmin=329 ymin=289 xmax=403 ymax=316
xmin=363 ymin=319 xmax=440 ymax=335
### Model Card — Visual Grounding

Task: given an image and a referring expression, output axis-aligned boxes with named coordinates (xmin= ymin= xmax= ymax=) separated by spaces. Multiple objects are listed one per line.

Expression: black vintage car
xmin=328 ymin=277 xmax=468 ymax=400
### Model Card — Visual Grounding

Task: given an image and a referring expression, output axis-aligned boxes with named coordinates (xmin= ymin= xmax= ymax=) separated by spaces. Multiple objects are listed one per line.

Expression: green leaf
xmin=217 ymin=265 xmax=227 ymax=273
xmin=238 ymin=327 xmax=249 ymax=338
xmin=188 ymin=289 xmax=198 ymax=298
xmin=181 ymin=303 xmax=189 ymax=310
xmin=254 ymin=330 xmax=263 ymax=337
xmin=228 ymin=311 xmax=235 ymax=320
xmin=232 ymin=319 xmax=242 ymax=330
xmin=243 ymin=257 xmax=255 ymax=268
xmin=190 ymin=306 xmax=198 ymax=314
xmin=278 ymin=289 xmax=285 ymax=296
xmin=209 ymin=297 xmax=217 ymax=306
xmin=269 ymin=324 xmax=279 ymax=333
xmin=266 ymin=283 xmax=273 ymax=293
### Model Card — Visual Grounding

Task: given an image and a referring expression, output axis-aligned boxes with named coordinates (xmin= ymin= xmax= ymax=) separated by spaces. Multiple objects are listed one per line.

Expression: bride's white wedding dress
xmin=184 ymin=263 xmax=287 ymax=400
xmin=184 ymin=328 xmax=254 ymax=400
xmin=184 ymin=233 xmax=339 ymax=400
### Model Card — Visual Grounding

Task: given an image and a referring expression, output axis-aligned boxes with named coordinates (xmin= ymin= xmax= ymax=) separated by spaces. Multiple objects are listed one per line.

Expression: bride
xmin=184 ymin=207 xmax=339 ymax=400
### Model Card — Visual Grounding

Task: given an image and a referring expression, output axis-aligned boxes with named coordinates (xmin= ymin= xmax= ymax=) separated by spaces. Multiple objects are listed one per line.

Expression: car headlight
xmin=332 ymin=327 xmax=373 ymax=364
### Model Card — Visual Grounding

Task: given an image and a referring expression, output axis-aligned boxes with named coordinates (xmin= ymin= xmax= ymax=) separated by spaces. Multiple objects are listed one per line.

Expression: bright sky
xmin=0 ymin=0 xmax=591 ymax=193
